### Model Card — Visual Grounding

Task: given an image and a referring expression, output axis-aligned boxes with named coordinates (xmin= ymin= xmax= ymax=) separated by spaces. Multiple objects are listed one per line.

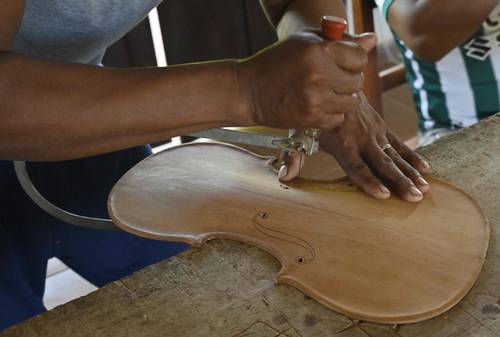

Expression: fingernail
xmin=417 ymin=177 xmax=428 ymax=186
xmin=410 ymin=186 xmax=423 ymax=197
xmin=421 ymin=160 xmax=431 ymax=170
xmin=278 ymin=165 xmax=288 ymax=180
xmin=379 ymin=185 xmax=390 ymax=195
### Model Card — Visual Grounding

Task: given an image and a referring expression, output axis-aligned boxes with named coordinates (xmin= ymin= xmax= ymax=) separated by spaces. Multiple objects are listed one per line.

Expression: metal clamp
xmin=191 ymin=127 xmax=320 ymax=155
xmin=271 ymin=137 xmax=305 ymax=152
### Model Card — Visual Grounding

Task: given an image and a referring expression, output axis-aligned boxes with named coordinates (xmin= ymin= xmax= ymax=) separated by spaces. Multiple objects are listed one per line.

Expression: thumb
xmin=343 ymin=32 xmax=377 ymax=52
xmin=278 ymin=151 xmax=305 ymax=182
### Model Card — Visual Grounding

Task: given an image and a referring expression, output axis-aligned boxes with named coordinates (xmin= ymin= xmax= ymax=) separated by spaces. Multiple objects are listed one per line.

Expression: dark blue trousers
xmin=0 ymin=146 xmax=188 ymax=331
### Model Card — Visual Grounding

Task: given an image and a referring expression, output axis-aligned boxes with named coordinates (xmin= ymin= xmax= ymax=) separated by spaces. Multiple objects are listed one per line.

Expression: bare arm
xmin=2 ymin=0 xmax=367 ymax=161
xmin=1 ymin=55 xmax=250 ymax=162
xmin=386 ymin=0 xmax=498 ymax=62
xmin=0 ymin=1 xmax=251 ymax=161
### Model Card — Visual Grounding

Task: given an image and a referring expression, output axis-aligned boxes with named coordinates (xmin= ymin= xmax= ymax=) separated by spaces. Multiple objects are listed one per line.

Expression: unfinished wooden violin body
xmin=108 ymin=142 xmax=489 ymax=324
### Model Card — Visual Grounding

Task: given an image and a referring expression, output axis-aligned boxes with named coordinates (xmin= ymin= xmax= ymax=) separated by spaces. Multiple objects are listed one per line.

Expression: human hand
xmin=280 ymin=93 xmax=431 ymax=202
xmin=235 ymin=30 xmax=376 ymax=130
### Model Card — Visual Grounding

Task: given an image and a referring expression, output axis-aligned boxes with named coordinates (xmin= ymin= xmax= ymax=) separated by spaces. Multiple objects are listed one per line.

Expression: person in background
xmin=375 ymin=0 xmax=500 ymax=145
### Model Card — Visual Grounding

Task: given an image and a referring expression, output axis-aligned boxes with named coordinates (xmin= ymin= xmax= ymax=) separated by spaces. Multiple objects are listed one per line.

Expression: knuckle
xmin=330 ymin=42 xmax=349 ymax=63
xmin=332 ymin=42 xmax=367 ymax=70
xmin=336 ymin=130 xmax=350 ymax=147
xmin=396 ymin=159 xmax=421 ymax=177
xmin=354 ymin=46 xmax=368 ymax=68
xmin=323 ymin=115 xmax=344 ymax=129
xmin=342 ymin=95 xmax=359 ymax=111
xmin=349 ymin=95 xmax=360 ymax=110
xmin=302 ymin=42 xmax=323 ymax=61
xmin=390 ymin=149 xmax=418 ymax=171
xmin=402 ymin=146 xmax=418 ymax=159
xmin=333 ymin=74 xmax=363 ymax=96
xmin=392 ymin=157 xmax=407 ymax=169
xmin=303 ymin=92 xmax=319 ymax=109
xmin=301 ymin=87 xmax=324 ymax=111
xmin=377 ymin=155 xmax=394 ymax=168
xmin=352 ymin=73 xmax=364 ymax=92
xmin=408 ymin=168 xmax=422 ymax=179
xmin=304 ymin=71 xmax=323 ymax=86
xmin=302 ymin=106 xmax=321 ymax=125
xmin=396 ymin=176 xmax=414 ymax=187
xmin=388 ymin=134 xmax=408 ymax=152
xmin=346 ymin=162 xmax=368 ymax=176
xmin=335 ymin=114 xmax=345 ymax=125
xmin=366 ymin=177 xmax=382 ymax=188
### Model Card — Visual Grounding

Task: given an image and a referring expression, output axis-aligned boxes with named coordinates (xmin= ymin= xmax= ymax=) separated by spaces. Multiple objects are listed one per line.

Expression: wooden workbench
xmin=3 ymin=114 xmax=499 ymax=337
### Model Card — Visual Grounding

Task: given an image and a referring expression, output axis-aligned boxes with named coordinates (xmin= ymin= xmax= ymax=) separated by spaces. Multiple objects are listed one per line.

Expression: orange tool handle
xmin=321 ymin=16 xmax=348 ymax=41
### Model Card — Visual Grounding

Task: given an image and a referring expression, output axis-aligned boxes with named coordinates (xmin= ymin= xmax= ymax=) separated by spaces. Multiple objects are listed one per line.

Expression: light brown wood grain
xmin=108 ymin=142 xmax=489 ymax=324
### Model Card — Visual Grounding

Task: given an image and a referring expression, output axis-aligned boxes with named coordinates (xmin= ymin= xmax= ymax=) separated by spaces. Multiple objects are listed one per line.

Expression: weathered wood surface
xmin=3 ymin=114 xmax=500 ymax=337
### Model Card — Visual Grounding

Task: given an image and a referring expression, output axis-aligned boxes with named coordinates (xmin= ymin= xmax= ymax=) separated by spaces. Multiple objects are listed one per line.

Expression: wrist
xmin=230 ymin=60 xmax=258 ymax=126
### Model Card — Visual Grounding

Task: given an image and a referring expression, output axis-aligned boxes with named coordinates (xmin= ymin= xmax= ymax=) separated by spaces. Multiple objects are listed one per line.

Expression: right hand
xmin=235 ymin=31 xmax=376 ymax=130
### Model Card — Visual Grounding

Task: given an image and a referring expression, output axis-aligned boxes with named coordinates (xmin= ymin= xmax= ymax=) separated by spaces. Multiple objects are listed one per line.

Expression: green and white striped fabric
xmin=376 ymin=0 xmax=500 ymax=131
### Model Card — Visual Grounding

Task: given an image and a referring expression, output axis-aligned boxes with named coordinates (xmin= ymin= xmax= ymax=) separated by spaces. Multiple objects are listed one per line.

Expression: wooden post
xmin=350 ymin=0 xmax=383 ymax=112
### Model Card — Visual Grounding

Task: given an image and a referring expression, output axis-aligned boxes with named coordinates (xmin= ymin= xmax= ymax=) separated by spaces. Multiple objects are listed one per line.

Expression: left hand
xmin=278 ymin=93 xmax=431 ymax=202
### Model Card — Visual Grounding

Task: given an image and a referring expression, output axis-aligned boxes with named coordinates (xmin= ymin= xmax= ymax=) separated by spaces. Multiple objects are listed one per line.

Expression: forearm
xmin=0 ymin=53 xmax=248 ymax=161
xmin=389 ymin=0 xmax=499 ymax=61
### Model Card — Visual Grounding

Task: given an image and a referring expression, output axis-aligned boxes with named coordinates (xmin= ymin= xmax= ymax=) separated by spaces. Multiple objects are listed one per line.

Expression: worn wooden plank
xmin=2 ymin=114 xmax=499 ymax=337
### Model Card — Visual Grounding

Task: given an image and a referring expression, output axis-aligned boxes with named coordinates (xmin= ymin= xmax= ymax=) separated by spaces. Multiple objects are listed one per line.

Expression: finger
xmin=319 ymin=113 xmax=345 ymax=130
xmin=338 ymin=156 xmax=391 ymax=199
xmin=367 ymin=141 xmax=423 ymax=202
xmin=278 ymin=151 xmax=304 ymax=182
xmin=324 ymin=41 xmax=368 ymax=73
xmin=301 ymin=29 xmax=377 ymax=53
xmin=314 ymin=91 xmax=358 ymax=116
xmin=342 ymin=32 xmax=377 ymax=52
xmin=329 ymin=93 xmax=359 ymax=114
xmin=383 ymin=146 xmax=430 ymax=194
xmin=302 ymin=27 xmax=377 ymax=52
xmin=387 ymin=131 xmax=431 ymax=175
xmin=325 ymin=67 xmax=364 ymax=94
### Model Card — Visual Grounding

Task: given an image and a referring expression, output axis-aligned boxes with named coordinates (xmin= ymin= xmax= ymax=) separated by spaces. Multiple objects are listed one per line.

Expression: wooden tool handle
xmin=321 ymin=16 xmax=347 ymax=41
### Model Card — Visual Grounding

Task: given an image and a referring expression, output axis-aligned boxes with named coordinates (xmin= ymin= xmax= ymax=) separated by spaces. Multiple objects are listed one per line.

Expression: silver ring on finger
xmin=380 ymin=143 xmax=393 ymax=152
